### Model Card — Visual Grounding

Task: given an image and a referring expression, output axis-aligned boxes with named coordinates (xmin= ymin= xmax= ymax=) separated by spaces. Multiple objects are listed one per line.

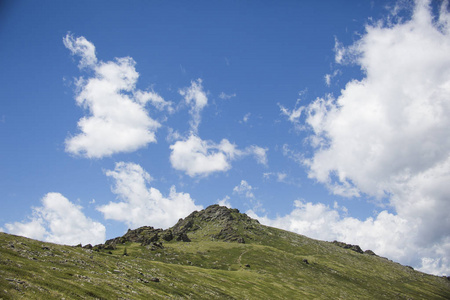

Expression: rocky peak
xmin=97 ymin=205 xmax=260 ymax=250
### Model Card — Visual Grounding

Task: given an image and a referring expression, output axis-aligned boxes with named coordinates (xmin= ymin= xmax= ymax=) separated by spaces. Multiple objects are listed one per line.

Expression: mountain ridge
xmin=1 ymin=204 xmax=449 ymax=299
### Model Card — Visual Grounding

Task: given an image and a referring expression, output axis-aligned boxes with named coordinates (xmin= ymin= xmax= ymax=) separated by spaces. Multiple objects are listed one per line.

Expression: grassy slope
xmin=1 ymin=208 xmax=449 ymax=299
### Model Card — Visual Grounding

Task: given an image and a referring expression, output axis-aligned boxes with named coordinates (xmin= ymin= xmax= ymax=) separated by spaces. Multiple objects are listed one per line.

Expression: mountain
xmin=1 ymin=205 xmax=449 ymax=299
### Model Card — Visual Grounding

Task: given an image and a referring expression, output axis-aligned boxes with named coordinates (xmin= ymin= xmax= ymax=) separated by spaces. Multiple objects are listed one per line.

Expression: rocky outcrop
xmin=211 ymin=225 xmax=245 ymax=243
xmin=93 ymin=205 xmax=261 ymax=251
xmin=103 ymin=226 xmax=164 ymax=248
xmin=364 ymin=250 xmax=376 ymax=256
xmin=332 ymin=241 xmax=376 ymax=256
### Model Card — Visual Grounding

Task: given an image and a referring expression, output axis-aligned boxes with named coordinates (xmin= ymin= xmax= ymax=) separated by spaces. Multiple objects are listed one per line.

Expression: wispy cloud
xmin=179 ymin=79 xmax=208 ymax=134
xmin=233 ymin=180 xmax=255 ymax=199
xmin=218 ymin=92 xmax=236 ymax=100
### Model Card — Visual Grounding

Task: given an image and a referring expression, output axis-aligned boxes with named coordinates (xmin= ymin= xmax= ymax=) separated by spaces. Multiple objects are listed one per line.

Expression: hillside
xmin=1 ymin=205 xmax=449 ymax=299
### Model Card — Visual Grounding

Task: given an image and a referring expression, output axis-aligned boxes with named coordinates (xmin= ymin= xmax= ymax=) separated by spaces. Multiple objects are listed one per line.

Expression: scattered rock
xmin=6 ymin=278 xmax=26 ymax=284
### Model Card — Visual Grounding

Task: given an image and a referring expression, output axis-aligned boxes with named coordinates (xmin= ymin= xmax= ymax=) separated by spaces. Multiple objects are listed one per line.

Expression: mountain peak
xmin=100 ymin=205 xmax=260 ymax=250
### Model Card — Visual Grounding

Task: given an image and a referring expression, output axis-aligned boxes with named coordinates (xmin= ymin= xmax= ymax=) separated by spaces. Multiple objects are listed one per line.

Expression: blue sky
xmin=1 ymin=0 xmax=450 ymax=276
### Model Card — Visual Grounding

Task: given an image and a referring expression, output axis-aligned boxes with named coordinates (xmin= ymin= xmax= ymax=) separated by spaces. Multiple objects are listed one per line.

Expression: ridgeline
xmin=1 ymin=205 xmax=449 ymax=299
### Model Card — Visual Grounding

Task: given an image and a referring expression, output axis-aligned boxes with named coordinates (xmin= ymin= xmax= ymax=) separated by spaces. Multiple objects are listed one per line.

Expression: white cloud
xmin=217 ymin=196 xmax=232 ymax=208
xmin=135 ymin=90 xmax=173 ymax=112
xmin=281 ymin=1 xmax=450 ymax=275
xmin=219 ymin=92 xmax=236 ymax=100
xmin=64 ymin=33 xmax=171 ymax=158
xmin=324 ymin=70 xmax=341 ymax=86
xmin=63 ymin=34 xmax=97 ymax=68
xmin=246 ymin=145 xmax=268 ymax=165
xmin=233 ymin=180 xmax=255 ymax=199
xmin=248 ymin=199 xmax=449 ymax=276
xmin=333 ymin=37 xmax=347 ymax=64
xmin=263 ymin=172 xmax=287 ymax=182
xmin=282 ymin=144 xmax=303 ymax=165
xmin=179 ymin=79 xmax=208 ymax=133
xmin=4 ymin=193 xmax=105 ymax=245
xmin=234 ymin=180 xmax=264 ymax=213
xmin=166 ymin=127 xmax=182 ymax=143
xmin=97 ymin=162 xmax=202 ymax=229
xmin=169 ymin=135 xmax=267 ymax=177
xmin=279 ymin=100 xmax=306 ymax=131
xmin=170 ymin=135 xmax=236 ymax=177
xmin=279 ymin=104 xmax=304 ymax=124
xmin=241 ymin=113 xmax=251 ymax=123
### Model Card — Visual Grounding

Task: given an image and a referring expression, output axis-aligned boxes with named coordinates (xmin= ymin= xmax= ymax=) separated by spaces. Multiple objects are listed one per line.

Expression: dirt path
xmin=237 ymin=249 xmax=248 ymax=265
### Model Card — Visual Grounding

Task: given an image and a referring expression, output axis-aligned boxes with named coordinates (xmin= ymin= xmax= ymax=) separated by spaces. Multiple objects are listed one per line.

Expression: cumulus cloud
xmin=4 ymin=193 xmax=105 ymax=245
xmin=97 ymin=162 xmax=202 ymax=229
xmin=248 ymin=199 xmax=450 ymax=276
xmin=280 ymin=1 xmax=450 ymax=275
xmin=64 ymin=33 xmax=171 ymax=158
xmin=169 ymin=135 xmax=237 ymax=177
xmin=169 ymin=135 xmax=267 ymax=177
xmin=179 ymin=79 xmax=208 ymax=134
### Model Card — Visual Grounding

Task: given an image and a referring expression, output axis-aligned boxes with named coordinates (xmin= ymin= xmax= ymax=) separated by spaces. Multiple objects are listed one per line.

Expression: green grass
xmin=1 ymin=206 xmax=449 ymax=299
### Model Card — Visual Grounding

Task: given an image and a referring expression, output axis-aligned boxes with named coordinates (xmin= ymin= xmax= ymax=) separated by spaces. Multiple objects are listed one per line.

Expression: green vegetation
xmin=1 ymin=205 xmax=449 ymax=299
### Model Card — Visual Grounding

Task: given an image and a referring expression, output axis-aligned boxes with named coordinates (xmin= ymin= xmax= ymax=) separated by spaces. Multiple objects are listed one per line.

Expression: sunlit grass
xmin=1 ymin=223 xmax=449 ymax=299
